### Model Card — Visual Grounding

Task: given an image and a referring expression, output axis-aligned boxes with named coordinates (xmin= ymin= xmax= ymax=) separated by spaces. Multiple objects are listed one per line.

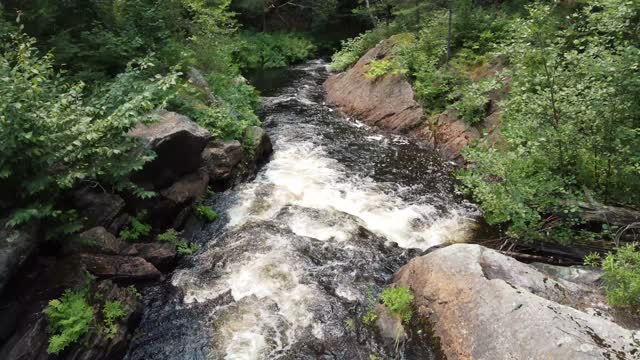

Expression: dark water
xmin=126 ymin=60 xmax=479 ymax=360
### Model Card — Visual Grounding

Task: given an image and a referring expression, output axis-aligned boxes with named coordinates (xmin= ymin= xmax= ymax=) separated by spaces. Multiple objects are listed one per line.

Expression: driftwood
xmin=573 ymin=200 xmax=640 ymax=226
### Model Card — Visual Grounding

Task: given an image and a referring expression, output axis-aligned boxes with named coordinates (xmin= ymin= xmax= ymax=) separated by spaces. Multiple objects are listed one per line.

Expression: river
xmin=126 ymin=60 xmax=480 ymax=360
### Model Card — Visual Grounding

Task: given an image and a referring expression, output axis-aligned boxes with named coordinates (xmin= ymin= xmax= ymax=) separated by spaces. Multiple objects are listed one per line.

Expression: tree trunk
xmin=446 ymin=3 xmax=452 ymax=63
xmin=573 ymin=201 xmax=640 ymax=227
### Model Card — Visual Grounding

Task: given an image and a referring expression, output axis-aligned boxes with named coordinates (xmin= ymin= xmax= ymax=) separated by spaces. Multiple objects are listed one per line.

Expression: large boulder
xmin=78 ymin=254 xmax=161 ymax=282
xmin=62 ymin=227 xmax=123 ymax=255
xmin=244 ymin=126 xmax=273 ymax=163
xmin=393 ymin=244 xmax=640 ymax=359
xmin=130 ymin=111 xmax=212 ymax=188
xmin=70 ymin=187 xmax=125 ymax=231
xmin=0 ymin=220 xmax=39 ymax=294
xmin=122 ymin=243 xmax=176 ymax=271
xmin=201 ymin=140 xmax=245 ymax=182
xmin=324 ymin=36 xmax=424 ymax=133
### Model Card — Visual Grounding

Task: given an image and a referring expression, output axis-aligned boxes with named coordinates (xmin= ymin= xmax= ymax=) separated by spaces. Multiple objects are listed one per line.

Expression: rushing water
xmin=126 ymin=60 xmax=480 ymax=360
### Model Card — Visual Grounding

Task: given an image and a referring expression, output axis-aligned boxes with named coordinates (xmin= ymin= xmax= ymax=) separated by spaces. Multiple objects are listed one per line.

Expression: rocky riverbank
xmin=0 ymin=110 xmax=273 ymax=359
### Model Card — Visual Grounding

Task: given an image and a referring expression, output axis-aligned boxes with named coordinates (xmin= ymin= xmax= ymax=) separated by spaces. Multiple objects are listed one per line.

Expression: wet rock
xmin=201 ymin=140 xmax=245 ymax=181
xmin=78 ymin=254 xmax=161 ymax=282
xmin=122 ymin=243 xmax=176 ymax=271
xmin=130 ymin=111 xmax=212 ymax=188
xmin=324 ymin=36 xmax=424 ymax=133
xmin=62 ymin=227 xmax=123 ymax=255
xmin=134 ymin=171 xmax=209 ymax=229
xmin=0 ymin=316 xmax=49 ymax=360
xmin=0 ymin=219 xmax=39 ymax=294
xmin=244 ymin=126 xmax=273 ymax=163
xmin=375 ymin=304 xmax=407 ymax=347
xmin=530 ymin=262 xmax=603 ymax=285
xmin=70 ymin=186 xmax=125 ymax=229
xmin=393 ymin=244 xmax=640 ymax=359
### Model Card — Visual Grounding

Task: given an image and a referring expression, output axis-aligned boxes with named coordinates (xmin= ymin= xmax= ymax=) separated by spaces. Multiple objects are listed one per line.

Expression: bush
xmin=448 ymin=78 xmax=499 ymax=125
xmin=330 ymin=26 xmax=395 ymax=72
xmin=234 ymin=32 xmax=316 ymax=71
xmin=44 ymin=289 xmax=94 ymax=354
xmin=0 ymin=32 xmax=177 ymax=229
xmin=601 ymin=245 xmax=640 ymax=308
xmin=158 ymin=228 xmax=200 ymax=256
xmin=381 ymin=287 xmax=414 ymax=324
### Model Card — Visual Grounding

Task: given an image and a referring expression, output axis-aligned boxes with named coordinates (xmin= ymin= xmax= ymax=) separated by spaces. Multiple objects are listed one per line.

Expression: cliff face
xmin=324 ymin=38 xmax=425 ymax=133
xmin=324 ymin=37 xmax=504 ymax=163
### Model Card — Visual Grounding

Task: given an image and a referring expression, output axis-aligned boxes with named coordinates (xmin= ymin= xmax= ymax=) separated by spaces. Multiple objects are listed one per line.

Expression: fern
xmin=102 ymin=301 xmax=127 ymax=339
xmin=44 ymin=290 xmax=94 ymax=354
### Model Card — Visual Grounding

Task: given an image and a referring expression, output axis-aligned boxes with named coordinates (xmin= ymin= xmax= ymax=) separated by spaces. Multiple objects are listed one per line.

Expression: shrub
xmin=102 ymin=300 xmax=127 ymax=339
xmin=330 ymin=26 xmax=395 ymax=72
xmin=364 ymin=58 xmax=407 ymax=79
xmin=601 ymin=245 xmax=640 ymax=308
xmin=234 ymin=32 xmax=316 ymax=71
xmin=448 ymin=78 xmax=499 ymax=125
xmin=381 ymin=287 xmax=414 ymax=324
xmin=0 ymin=32 xmax=177 ymax=229
xmin=44 ymin=289 xmax=94 ymax=354
xmin=195 ymin=204 xmax=218 ymax=222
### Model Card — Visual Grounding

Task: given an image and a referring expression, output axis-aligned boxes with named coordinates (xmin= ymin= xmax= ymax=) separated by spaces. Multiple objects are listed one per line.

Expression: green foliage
xmin=448 ymin=78 xmax=498 ymax=125
xmin=119 ymin=212 xmax=152 ymax=242
xmin=157 ymin=228 xmax=200 ymax=256
xmin=157 ymin=229 xmax=179 ymax=243
xmin=380 ymin=287 xmax=413 ymax=324
xmin=601 ymin=244 xmax=640 ymax=308
xmin=330 ymin=26 xmax=395 ymax=71
xmin=0 ymin=32 xmax=177 ymax=228
xmin=234 ymin=32 xmax=316 ymax=71
xmin=584 ymin=252 xmax=602 ymax=267
xmin=176 ymin=241 xmax=201 ymax=256
xmin=195 ymin=204 xmax=218 ymax=222
xmin=102 ymin=301 xmax=127 ymax=339
xmin=44 ymin=289 xmax=94 ymax=354
xmin=362 ymin=309 xmax=378 ymax=326
xmin=365 ymin=58 xmax=407 ymax=79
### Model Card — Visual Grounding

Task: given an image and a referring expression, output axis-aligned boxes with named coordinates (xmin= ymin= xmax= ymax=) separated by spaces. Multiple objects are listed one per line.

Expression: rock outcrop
xmin=324 ymin=37 xmax=506 ymax=163
xmin=0 ymin=220 xmax=39 ymax=294
xmin=77 ymin=254 xmax=162 ymax=282
xmin=130 ymin=111 xmax=212 ymax=188
xmin=62 ymin=227 xmax=124 ymax=255
xmin=324 ymin=37 xmax=424 ymax=133
xmin=393 ymin=244 xmax=640 ymax=359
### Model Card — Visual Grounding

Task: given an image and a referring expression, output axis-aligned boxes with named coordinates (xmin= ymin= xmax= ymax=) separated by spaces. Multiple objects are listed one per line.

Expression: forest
xmin=0 ymin=0 xmax=639 ymax=359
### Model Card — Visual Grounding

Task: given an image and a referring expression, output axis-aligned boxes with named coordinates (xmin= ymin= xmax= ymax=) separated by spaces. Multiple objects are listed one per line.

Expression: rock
xmin=122 ymin=243 xmax=176 ymax=271
xmin=324 ymin=36 xmax=424 ymax=133
xmin=160 ymin=171 xmax=209 ymax=205
xmin=201 ymin=140 xmax=245 ymax=181
xmin=374 ymin=303 xmax=407 ymax=347
xmin=70 ymin=186 xmax=125 ymax=229
xmin=62 ymin=227 xmax=123 ymax=255
xmin=416 ymin=110 xmax=481 ymax=163
xmin=244 ymin=126 xmax=273 ymax=163
xmin=132 ymin=170 xmax=209 ymax=229
xmin=393 ymin=244 xmax=640 ymax=359
xmin=0 ymin=219 xmax=39 ymax=294
xmin=0 ymin=316 xmax=49 ymax=360
xmin=530 ymin=262 xmax=603 ymax=285
xmin=78 ymin=254 xmax=161 ymax=282
xmin=130 ymin=111 xmax=212 ymax=188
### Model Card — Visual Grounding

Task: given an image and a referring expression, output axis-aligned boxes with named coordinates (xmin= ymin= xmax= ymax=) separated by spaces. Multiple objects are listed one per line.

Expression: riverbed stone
xmin=244 ymin=126 xmax=273 ymax=163
xmin=393 ymin=244 xmax=640 ymax=359
xmin=130 ymin=111 xmax=212 ymax=188
xmin=78 ymin=254 xmax=161 ymax=282
xmin=62 ymin=226 xmax=123 ymax=255
xmin=202 ymin=140 xmax=245 ymax=181
xmin=122 ymin=243 xmax=176 ymax=271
